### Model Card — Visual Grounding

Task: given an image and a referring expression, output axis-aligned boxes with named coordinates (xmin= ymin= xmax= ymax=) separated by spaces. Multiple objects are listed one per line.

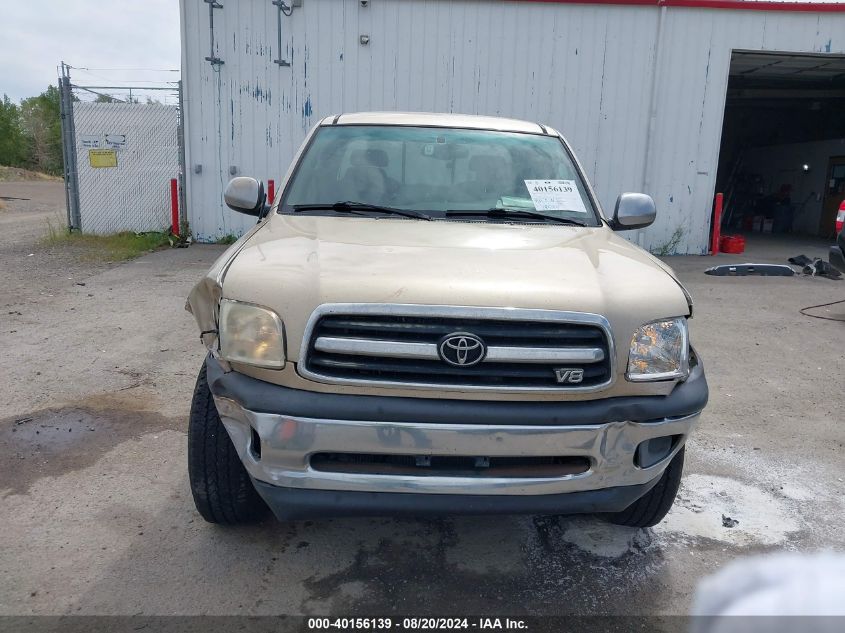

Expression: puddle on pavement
xmin=297 ymin=472 xmax=806 ymax=614
xmin=1 ymin=391 xmax=183 ymax=496
xmin=296 ymin=514 xmax=672 ymax=615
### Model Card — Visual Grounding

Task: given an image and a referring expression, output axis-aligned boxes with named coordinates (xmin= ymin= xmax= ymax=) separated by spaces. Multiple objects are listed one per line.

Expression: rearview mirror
xmin=610 ymin=193 xmax=656 ymax=230
xmin=224 ymin=177 xmax=265 ymax=217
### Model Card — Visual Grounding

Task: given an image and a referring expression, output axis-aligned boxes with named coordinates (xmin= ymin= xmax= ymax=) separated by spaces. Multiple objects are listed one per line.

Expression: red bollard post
xmin=267 ymin=179 xmax=275 ymax=205
xmin=711 ymin=192 xmax=723 ymax=255
xmin=170 ymin=178 xmax=180 ymax=237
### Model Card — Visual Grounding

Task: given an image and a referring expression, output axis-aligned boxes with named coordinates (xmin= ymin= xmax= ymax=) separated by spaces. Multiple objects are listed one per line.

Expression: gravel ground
xmin=1 ymin=182 xmax=843 ymax=618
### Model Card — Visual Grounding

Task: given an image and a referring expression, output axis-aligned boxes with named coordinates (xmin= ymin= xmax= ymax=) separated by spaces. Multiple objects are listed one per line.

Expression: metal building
xmin=179 ymin=0 xmax=845 ymax=252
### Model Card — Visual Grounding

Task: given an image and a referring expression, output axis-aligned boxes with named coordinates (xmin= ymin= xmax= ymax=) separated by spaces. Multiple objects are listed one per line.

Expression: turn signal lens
xmin=626 ymin=317 xmax=689 ymax=381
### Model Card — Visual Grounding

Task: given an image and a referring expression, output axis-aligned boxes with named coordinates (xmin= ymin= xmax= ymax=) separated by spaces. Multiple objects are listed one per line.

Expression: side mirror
xmin=224 ymin=177 xmax=265 ymax=216
xmin=610 ymin=193 xmax=656 ymax=230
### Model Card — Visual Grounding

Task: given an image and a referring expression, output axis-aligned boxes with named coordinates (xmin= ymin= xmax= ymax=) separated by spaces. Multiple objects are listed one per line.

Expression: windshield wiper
xmin=292 ymin=201 xmax=432 ymax=221
xmin=444 ymin=208 xmax=587 ymax=226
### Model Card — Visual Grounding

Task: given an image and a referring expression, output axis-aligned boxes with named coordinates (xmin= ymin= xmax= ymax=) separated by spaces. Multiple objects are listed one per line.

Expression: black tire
xmin=607 ymin=447 xmax=685 ymax=528
xmin=188 ymin=361 xmax=268 ymax=524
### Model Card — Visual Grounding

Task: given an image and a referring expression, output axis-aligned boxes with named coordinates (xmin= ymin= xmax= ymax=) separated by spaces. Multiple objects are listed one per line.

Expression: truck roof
xmin=322 ymin=111 xmax=554 ymax=135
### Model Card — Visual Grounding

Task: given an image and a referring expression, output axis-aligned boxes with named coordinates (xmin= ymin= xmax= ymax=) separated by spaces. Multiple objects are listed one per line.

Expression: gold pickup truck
xmin=186 ymin=112 xmax=707 ymax=528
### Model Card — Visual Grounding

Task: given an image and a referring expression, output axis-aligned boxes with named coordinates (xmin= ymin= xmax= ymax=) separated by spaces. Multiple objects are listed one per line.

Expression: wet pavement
xmin=1 ymin=399 xmax=181 ymax=498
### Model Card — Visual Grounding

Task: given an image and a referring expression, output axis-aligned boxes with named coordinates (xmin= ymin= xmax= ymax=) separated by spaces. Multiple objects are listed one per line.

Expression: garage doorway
xmin=715 ymin=51 xmax=845 ymax=242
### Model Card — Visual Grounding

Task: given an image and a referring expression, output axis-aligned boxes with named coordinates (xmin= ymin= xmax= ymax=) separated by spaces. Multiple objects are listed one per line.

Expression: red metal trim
xmin=517 ymin=0 xmax=845 ymax=12
xmin=170 ymin=178 xmax=180 ymax=237
xmin=522 ymin=0 xmax=656 ymax=5
xmin=711 ymin=193 xmax=723 ymax=255
xmin=663 ymin=0 xmax=845 ymax=11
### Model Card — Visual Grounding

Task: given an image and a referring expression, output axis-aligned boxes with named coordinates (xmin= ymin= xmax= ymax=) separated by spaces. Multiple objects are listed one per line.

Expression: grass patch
xmin=0 ymin=165 xmax=61 ymax=182
xmin=42 ymin=220 xmax=173 ymax=262
xmin=215 ymin=233 xmax=239 ymax=245
xmin=650 ymin=225 xmax=686 ymax=257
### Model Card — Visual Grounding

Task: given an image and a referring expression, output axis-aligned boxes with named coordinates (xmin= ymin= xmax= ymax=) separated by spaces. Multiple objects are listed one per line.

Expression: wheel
xmin=607 ymin=447 xmax=685 ymax=528
xmin=188 ymin=361 xmax=268 ymax=524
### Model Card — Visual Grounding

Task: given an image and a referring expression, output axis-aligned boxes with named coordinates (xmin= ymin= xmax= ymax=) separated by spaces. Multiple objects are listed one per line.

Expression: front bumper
xmin=207 ymin=356 xmax=706 ymax=520
xmin=251 ymin=478 xmax=664 ymax=521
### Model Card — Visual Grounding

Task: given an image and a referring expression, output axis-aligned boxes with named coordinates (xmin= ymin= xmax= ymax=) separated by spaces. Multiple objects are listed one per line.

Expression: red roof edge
xmin=664 ymin=0 xmax=845 ymax=11
xmin=520 ymin=0 xmax=845 ymax=12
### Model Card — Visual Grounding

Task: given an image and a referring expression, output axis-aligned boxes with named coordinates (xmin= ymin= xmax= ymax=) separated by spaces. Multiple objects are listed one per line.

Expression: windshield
xmin=281 ymin=125 xmax=601 ymax=225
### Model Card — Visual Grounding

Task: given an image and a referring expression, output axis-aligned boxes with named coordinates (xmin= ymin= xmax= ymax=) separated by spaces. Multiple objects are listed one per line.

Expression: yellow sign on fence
xmin=88 ymin=149 xmax=117 ymax=168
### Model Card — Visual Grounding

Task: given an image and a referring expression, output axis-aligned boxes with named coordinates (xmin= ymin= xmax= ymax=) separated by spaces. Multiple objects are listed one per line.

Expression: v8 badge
xmin=554 ymin=368 xmax=584 ymax=384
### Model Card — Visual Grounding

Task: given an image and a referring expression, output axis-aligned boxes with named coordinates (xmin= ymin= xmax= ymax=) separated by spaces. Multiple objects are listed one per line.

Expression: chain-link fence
xmin=72 ymin=103 xmax=179 ymax=234
xmin=58 ymin=65 xmax=184 ymax=235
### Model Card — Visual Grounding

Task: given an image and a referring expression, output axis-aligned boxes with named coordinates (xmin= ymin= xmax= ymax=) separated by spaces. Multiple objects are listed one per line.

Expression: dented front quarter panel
xmin=186 ymin=276 xmax=223 ymax=351
xmin=185 ymin=224 xmax=265 ymax=355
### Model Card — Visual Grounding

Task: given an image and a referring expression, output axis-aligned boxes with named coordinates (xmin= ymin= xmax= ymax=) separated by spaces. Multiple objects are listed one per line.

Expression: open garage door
xmin=716 ymin=51 xmax=845 ymax=242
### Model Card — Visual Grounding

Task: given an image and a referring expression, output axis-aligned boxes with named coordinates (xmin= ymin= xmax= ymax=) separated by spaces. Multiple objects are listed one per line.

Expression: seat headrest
xmin=469 ymin=154 xmax=507 ymax=174
xmin=350 ymin=148 xmax=389 ymax=168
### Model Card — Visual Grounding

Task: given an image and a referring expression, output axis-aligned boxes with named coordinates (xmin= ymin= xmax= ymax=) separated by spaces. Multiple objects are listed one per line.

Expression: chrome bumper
xmin=214 ymin=396 xmax=698 ymax=497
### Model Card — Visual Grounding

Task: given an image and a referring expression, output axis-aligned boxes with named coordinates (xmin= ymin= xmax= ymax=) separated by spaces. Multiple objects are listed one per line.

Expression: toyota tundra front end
xmin=186 ymin=112 xmax=708 ymax=527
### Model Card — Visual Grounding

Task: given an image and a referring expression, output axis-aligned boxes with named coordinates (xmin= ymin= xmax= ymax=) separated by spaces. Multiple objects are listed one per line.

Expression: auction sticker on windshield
xmin=524 ymin=180 xmax=588 ymax=213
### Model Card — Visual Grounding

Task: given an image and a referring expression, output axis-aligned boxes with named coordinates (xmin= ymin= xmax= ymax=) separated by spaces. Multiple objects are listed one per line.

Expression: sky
xmin=0 ymin=0 xmax=181 ymax=103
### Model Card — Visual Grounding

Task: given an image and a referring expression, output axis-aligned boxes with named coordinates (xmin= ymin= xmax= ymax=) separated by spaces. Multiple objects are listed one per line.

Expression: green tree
xmin=0 ymin=94 xmax=28 ymax=167
xmin=20 ymin=85 xmax=63 ymax=175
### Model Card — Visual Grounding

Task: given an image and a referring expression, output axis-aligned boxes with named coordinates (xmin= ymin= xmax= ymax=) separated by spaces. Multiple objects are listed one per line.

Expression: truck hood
xmin=220 ymin=215 xmax=690 ymax=363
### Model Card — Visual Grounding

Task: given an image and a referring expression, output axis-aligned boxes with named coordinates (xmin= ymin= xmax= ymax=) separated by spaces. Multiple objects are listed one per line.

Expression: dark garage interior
xmin=716 ymin=50 xmax=845 ymax=241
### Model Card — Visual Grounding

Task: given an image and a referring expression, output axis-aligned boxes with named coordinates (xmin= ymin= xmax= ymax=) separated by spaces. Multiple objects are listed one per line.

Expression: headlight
xmin=218 ymin=299 xmax=286 ymax=369
xmin=626 ymin=317 xmax=689 ymax=381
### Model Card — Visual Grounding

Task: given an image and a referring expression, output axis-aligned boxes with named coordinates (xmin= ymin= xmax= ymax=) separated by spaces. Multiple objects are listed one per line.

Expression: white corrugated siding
xmin=180 ymin=0 xmax=845 ymax=252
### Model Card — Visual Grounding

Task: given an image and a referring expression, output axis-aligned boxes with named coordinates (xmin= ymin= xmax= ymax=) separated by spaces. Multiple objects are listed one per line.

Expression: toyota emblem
xmin=438 ymin=332 xmax=486 ymax=367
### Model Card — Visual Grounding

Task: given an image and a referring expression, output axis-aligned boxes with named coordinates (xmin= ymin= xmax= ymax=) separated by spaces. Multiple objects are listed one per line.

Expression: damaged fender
xmin=185 ymin=225 xmax=266 ymax=357
xmin=186 ymin=276 xmax=223 ymax=351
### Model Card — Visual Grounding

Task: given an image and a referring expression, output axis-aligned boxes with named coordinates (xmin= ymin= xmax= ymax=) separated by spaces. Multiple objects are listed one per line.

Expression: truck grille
xmin=300 ymin=306 xmax=614 ymax=391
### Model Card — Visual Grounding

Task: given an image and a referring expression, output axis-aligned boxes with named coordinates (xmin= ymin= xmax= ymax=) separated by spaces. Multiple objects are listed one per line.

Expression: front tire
xmin=188 ymin=361 xmax=268 ymax=524
xmin=607 ymin=447 xmax=685 ymax=528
